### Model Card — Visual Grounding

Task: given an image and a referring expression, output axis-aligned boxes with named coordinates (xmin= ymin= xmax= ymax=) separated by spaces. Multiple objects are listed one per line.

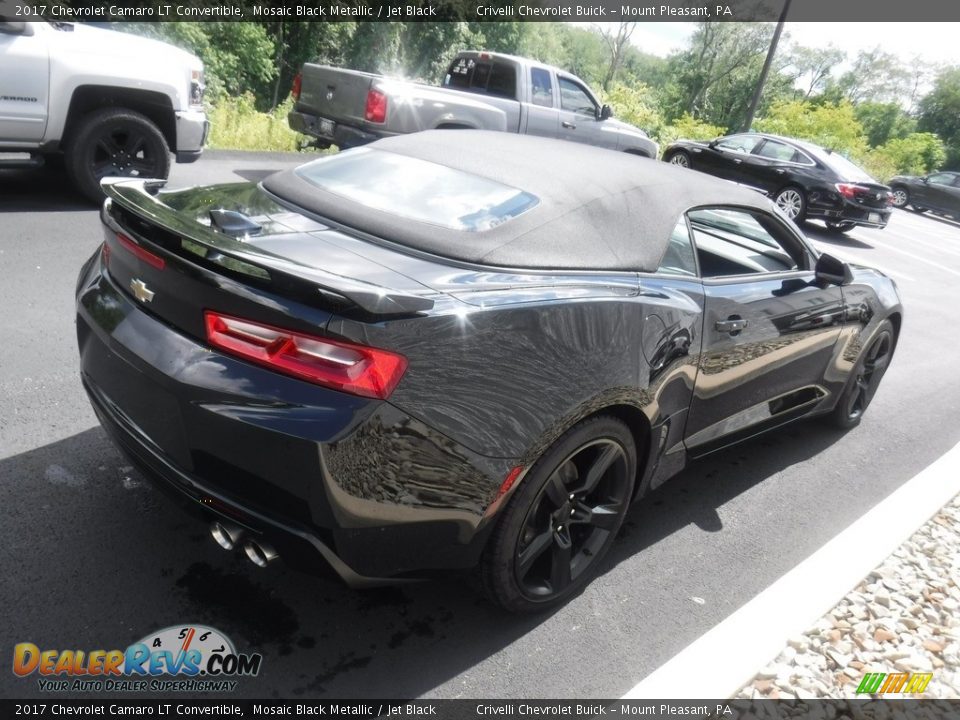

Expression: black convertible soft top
xmin=262 ymin=130 xmax=774 ymax=272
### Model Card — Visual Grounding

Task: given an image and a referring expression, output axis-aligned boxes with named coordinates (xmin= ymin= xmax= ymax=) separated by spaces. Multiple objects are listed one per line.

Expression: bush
xmin=208 ymin=94 xmax=305 ymax=152
xmin=753 ymin=100 xmax=868 ymax=158
xmin=866 ymin=132 xmax=947 ymax=180
xmin=657 ymin=114 xmax=727 ymax=148
xmin=602 ymin=83 xmax=664 ymax=137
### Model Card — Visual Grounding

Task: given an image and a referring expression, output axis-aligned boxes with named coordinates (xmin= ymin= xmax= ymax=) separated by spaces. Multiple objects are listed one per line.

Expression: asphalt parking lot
xmin=2 ymin=151 xmax=960 ymax=700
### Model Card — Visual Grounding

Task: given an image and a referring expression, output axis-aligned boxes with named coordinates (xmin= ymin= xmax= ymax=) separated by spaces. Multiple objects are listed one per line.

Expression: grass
xmin=207 ymin=94 xmax=305 ymax=152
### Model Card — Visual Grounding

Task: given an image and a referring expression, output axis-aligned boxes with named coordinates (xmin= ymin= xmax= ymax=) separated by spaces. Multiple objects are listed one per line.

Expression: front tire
xmin=827 ymin=320 xmax=895 ymax=430
xmin=891 ymin=186 xmax=909 ymax=208
xmin=480 ymin=416 xmax=637 ymax=613
xmin=666 ymin=150 xmax=691 ymax=168
xmin=774 ymin=186 xmax=806 ymax=223
xmin=66 ymin=108 xmax=171 ymax=203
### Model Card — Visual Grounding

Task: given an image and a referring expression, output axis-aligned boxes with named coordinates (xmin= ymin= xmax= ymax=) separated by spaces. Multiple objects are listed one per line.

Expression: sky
xmin=621 ymin=22 xmax=960 ymax=66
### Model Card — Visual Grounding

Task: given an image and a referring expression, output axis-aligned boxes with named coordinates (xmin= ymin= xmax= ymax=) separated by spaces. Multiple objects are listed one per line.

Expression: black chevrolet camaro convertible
xmin=76 ymin=131 xmax=902 ymax=611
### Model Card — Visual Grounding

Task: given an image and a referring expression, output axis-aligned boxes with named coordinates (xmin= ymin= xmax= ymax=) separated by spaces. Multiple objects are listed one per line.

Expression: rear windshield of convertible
xmin=294 ymin=148 xmax=539 ymax=232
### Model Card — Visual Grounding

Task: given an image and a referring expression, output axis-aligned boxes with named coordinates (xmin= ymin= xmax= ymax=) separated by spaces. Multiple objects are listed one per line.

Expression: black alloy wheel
xmin=828 ymin=320 xmax=895 ymax=429
xmin=66 ymin=107 xmax=171 ymax=203
xmin=481 ymin=416 xmax=636 ymax=612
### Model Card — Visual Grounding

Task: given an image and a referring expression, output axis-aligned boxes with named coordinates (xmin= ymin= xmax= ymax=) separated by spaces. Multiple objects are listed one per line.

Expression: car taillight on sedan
xmin=364 ymin=89 xmax=387 ymax=124
xmin=204 ymin=311 xmax=407 ymax=399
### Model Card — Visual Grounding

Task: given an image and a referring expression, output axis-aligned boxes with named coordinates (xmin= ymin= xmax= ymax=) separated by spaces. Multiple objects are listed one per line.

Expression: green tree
xmin=127 ymin=23 xmax=277 ymax=103
xmin=855 ymin=102 xmax=915 ymax=148
xmin=786 ymin=44 xmax=845 ymax=99
xmin=833 ymin=48 xmax=911 ymax=105
xmin=753 ymin=100 xmax=868 ymax=157
xmin=918 ymin=67 xmax=960 ymax=169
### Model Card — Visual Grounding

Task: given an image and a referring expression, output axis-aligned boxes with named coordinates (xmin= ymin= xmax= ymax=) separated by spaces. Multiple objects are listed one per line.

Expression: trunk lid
xmin=101 ymin=179 xmax=437 ymax=344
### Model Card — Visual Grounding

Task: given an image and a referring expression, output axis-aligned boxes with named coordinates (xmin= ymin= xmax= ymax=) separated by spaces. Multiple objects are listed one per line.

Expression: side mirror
xmin=708 ymin=139 xmax=720 ymax=149
xmin=815 ymin=253 xmax=853 ymax=286
xmin=0 ymin=21 xmax=27 ymax=34
xmin=599 ymin=104 xmax=613 ymax=121
xmin=922 ymin=176 xmax=930 ymax=184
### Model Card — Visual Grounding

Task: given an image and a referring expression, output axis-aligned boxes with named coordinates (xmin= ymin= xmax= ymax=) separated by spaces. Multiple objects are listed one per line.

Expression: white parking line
xmin=621 ymin=440 xmax=960 ymax=700
xmin=856 ymin=236 xmax=960 ymax=279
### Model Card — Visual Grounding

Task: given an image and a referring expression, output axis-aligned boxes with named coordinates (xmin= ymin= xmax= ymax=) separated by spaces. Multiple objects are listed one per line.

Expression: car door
xmin=691 ymin=134 xmax=763 ymax=184
xmin=948 ymin=174 xmax=960 ymax=218
xmin=556 ymin=75 xmax=615 ymax=150
xmin=740 ymin=138 xmax=815 ymax=194
xmin=524 ymin=66 xmax=559 ymax=139
xmin=915 ymin=172 xmax=955 ymax=211
xmin=682 ymin=206 xmax=845 ymax=456
xmin=0 ymin=21 xmax=49 ymax=142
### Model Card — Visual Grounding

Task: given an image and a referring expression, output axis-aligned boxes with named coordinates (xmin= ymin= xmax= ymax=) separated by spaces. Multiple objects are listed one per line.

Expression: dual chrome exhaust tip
xmin=209 ymin=521 xmax=278 ymax=568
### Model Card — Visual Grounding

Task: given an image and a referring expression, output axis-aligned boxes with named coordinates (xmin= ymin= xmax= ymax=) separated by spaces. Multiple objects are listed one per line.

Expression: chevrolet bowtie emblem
xmin=130 ymin=278 xmax=155 ymax=303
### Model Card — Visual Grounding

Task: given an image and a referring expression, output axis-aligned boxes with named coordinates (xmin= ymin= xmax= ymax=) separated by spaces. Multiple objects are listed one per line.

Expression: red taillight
xmin=116 ymin=232 xmax=165 ymax=270
xmin=835 ymin=183 xmax=859 ymax=199
xmin=204 ymin=311 xmax=407 ymax=399
xmin=291 ymin=72 xmax=302 ymax=102
xmin=364 ymin=89 xmax=387 ymax=124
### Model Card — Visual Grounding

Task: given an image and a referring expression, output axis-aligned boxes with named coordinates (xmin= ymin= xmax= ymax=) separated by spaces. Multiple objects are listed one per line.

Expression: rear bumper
xmin=75 ymin=251 xmax=504 ymax=582
xmin=287 ymin=110 xmax=389 ymax=149
xmin=808 ymin=197 xmax=891 ymax=228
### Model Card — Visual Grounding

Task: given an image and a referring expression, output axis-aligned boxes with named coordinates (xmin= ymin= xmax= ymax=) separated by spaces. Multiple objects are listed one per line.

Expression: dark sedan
xmin=663 ymin=133 xmax=893 ymax=234
xmin=76 ymin=131 xmax=902 ymax=612
xmin=889 ymin=171 xmax=960 ymax=219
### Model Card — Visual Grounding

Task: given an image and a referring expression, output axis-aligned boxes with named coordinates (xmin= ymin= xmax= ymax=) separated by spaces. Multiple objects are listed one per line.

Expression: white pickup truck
xmin=0 ymin=18 xmax=208 ymax=201
xmin=290 ymin=51 xmax=659 ymax=159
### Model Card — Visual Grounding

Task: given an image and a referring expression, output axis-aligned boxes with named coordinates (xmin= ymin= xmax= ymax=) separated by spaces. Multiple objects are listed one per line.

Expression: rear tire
xmin=774 ymin=186 xmax=806 ymax=223
xmin=480 ymin=416 xmax=637 ymax=613
xmin=66 ymin=107 xmax=170 ymax=204
xmin=826 ymin=320 xmax=895 ymax=430
xmin=890 ymin=186 xmax=909 ymax=209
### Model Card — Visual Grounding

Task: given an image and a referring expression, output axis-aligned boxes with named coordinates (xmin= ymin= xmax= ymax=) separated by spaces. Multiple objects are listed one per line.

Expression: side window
xmin=657 ymin=218 xmax=698 ymax=277
xmin=558 ymin=77 xmax=596 ymax=116
xmin=530 ymin=68 xmax=553 ymax=107
xmin=755 ymin=140 xmax=800 ymax=163
xmin=687 ymin=207 xmax=807 ymax=278
xmin=928 ymin=172 xmax=954 ymax=186
xmin=487 ymin=62 xmax=517 ymax=99
xmin=715 ymin=135 xmax=762 ymax=155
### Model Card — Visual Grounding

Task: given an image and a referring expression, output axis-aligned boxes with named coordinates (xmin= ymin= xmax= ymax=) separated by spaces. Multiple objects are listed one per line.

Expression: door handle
xmin=733 ymin=158 xmax=743 ymax=164
xmin=775 ymin=168 xmax=786 ymax=174
xmin=716 ymin=317 xmax=747 ymax=334
xmin=562 ymin=121 xmax=576 ymax=129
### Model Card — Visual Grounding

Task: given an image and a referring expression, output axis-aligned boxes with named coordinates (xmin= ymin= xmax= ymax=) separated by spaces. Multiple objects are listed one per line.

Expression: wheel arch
xmin=580 ymin=404 xmax=652 ymax=498
xmin=624 ymin=148 xmax=652 ymax=159
xmin=63 ymin=85 xmax=176 ymax=151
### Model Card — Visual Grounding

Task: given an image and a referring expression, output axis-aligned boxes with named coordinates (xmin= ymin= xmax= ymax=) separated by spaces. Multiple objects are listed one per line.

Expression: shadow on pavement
xmin=0 ymin=414 xmax=846 ymax=700
xmin=801 ymin=221 xmax=876 ymax=250
xmin=0 ymin=165 xmax=92 ymax=213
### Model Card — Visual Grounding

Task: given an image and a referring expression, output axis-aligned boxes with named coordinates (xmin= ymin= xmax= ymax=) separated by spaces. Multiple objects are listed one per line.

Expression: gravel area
xmin=737 ymin=494 xmax=960 ymax=700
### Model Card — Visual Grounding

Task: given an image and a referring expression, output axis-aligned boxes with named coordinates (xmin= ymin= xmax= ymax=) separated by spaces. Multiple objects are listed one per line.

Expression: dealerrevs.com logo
xmin=13 ymin=625 xmax=262 ymax=693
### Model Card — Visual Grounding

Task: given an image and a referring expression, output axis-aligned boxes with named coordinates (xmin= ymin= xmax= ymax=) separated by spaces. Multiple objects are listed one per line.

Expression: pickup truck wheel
xmin=66 ymin=108 xmax=170 ymax=203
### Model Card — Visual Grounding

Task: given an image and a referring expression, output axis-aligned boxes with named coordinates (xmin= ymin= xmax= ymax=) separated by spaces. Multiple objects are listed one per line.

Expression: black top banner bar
xmin=4 ymin=0 xmax=960 ymax=22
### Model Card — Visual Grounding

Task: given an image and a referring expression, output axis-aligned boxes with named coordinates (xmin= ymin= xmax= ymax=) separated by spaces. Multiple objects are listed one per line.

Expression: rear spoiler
xmin=101 ymin=178 xmax=434 ymax=316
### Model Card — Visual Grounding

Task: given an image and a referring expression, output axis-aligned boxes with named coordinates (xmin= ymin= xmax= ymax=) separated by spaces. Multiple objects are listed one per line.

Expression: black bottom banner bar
xmin=2 ymin=700 xmax=959 ymax=719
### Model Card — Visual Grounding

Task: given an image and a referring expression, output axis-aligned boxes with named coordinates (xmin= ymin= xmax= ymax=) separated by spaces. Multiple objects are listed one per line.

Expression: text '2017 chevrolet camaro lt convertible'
xmin=76 ymin=131 xmax=902 ymax=612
